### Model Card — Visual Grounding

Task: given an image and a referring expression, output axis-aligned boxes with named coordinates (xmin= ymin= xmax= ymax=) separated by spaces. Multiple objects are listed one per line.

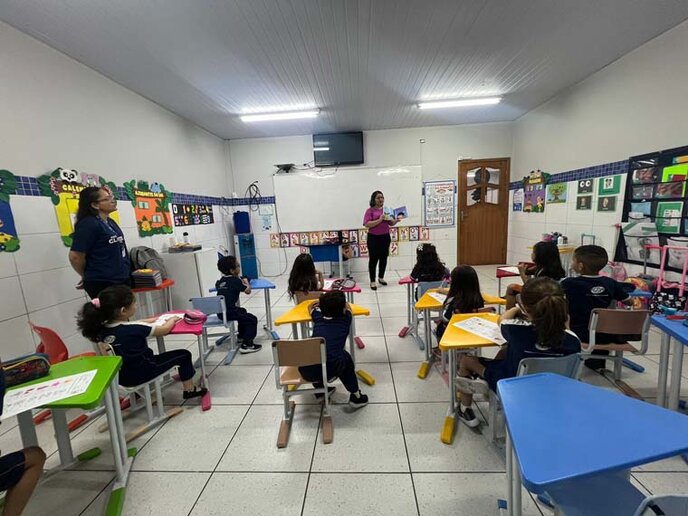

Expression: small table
xmin=438 ymin=312 xmax=501 ymax=444
xmin=498 ymin=373 xmax=688 ymax=516
xmin=650 ymin=314 xmax=687 ymax=410
xmin=495 ymin=266 xmax=520 ymax=299
xmin=249 ymin=278 xmax=279 ymax=339
xmin=307 ymin=243 xmax=344 ymax=280
xmin=156 ymin=311 xmax=212 ymax=410
xmin=12 ymin=356 xmax=133 ymax=515
xmin=274 ymin=301 xmax=375 ymax=385
xmin=132 ymin=278 xmax=175 ymax=318
xmin=322 ymin=280 xmax=366 ymax=349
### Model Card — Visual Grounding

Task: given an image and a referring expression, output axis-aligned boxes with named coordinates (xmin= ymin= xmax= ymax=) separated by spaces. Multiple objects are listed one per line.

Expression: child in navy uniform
xmin=298 ymin=291 xmax=368 ymax=408
xmin=435 ymin=265 xmax=487 ymax=342
xmin=505 ymin=240 xmax=566 ymax=309
xmin=0 ymin=365 xmax=46 ymax=515
xmin=78 ymin=285 xmax=207 ymax=399
xmin=216 ymin=256 xmax=261 ymax=354
xmin=410 ymin=243 xmax=449 ymax=283
xmin=455 ymin=278 xmax=581 ymax=427
xmin=561 ymin=245 xmax=633 ymax=370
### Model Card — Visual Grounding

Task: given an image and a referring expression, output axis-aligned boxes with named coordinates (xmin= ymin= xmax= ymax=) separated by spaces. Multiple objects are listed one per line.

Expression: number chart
xmin=172 ymin=203 xmax=214 ymax=227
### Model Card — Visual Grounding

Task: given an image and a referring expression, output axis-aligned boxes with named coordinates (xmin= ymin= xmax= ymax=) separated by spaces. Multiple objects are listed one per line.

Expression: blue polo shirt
xmin=215 ymin=275 xmax=246 ymax=310
xmin=71 ymin=216 xmax=130 ymax=282
xmin=311 ymin=310 xmax=352 ymax=365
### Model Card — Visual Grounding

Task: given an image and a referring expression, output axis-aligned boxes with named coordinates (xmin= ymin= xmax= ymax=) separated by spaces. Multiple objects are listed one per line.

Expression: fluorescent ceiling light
xmin=313 ymin=147 xmax=330 ymax=152
xmin=417 ymin=97 xmax=501 ymax=109
xmin=240 ymin=109 xmax=320 ymax=122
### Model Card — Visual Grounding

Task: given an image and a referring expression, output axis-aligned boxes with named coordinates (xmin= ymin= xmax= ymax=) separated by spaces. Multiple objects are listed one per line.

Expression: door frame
xmin=457 ymin=157 xmax=510 ymax=264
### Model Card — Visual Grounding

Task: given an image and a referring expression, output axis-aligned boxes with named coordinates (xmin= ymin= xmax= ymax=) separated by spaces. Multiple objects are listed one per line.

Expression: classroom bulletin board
xmin=616 ymin=144 xmax=688 ymax=271
xmin=423 ymin=180 xmax=456 ymax=227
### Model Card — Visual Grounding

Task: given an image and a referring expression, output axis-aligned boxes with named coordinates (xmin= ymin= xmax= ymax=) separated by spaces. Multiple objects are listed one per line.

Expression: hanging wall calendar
xmin=423 ymin=180 xmax=456 ymax=227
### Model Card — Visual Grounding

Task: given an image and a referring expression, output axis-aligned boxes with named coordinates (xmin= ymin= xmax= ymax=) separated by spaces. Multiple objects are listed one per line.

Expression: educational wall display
xmin=576 ymin=195 xmax=592 ymax=210
xmin=171 ymin=203 xmax=214 ymax=226
xmin=423 ymin=180 xmax=456 ymax=227
xmin=577 ymin=178 xmax=594 ymax=194
xmin=598 ymin=175 xmax=621 ymax=195
xmin=617 ymin=145 xmax=688 ymax=271
xmin=522 ymin=170 xmax=549 ymax=213
xmin=37 ymin=168 xmax=119 ymax=246
xmin=512 ymin=189 xmax=524 ymax=211
xmin=0 ymin=170 xmax=19 ymax=252
xmin=124 ymin=180 xmax=173 ymax=237
xmin=546 ymin=183 xmax=567 ymax=204
xmin=597 ymin=196 xmax=617 ymax=212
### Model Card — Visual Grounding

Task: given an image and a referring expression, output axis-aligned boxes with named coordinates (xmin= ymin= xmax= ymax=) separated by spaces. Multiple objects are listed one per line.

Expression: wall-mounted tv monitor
xmin=313 ymin=131 xmax=364 ymax=167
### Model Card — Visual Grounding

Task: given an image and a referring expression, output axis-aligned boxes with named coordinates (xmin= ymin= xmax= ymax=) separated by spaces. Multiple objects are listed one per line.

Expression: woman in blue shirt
xmin=69 ymin=186 xmax=131 ymax=299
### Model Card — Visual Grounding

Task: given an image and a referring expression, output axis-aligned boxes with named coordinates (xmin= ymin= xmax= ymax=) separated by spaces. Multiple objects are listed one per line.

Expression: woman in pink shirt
xmin=363 ymin=190 xmax=398 ymax=290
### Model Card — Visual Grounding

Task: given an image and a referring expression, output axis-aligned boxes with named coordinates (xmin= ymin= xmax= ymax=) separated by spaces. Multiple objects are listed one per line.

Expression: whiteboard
xmin=273 ymin=165 xmax=422 ymax=232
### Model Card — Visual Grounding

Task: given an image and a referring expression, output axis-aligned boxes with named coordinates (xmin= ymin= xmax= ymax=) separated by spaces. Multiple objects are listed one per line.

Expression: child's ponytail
xmin=520 ymin=277 xmax=568 ymax=349
xmin=77 ymin=285 xmax=135 ymax=342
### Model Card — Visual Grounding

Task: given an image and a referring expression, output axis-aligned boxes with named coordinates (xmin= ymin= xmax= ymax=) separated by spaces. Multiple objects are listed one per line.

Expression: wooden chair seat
xmin=279 ymin=366 xmax=307 ymax=386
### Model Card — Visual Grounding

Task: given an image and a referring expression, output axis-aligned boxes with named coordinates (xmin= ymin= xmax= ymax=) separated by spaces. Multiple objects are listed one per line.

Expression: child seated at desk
xmin=455 ymin=278 xmax=581 ymax=427
xmin=435 ymin=265 xmax=490 ymax=342
xmin=561 ymin=245 xmax=633 ymax=371
xmin=287 ymin=253 xmax=324 ymax=301
xmin=505 ymin=241 xmax=566 ymax=309
xmin=410 ymin=243 xmax=449 ymax=283
xmin=298 ymin=292 xmax=369 ymax=409
xmin=78 ymin=285 xmax=207 ymax=399
xmin=216 ymin=256 xmax=261 ymax=354
xmin=0 ymin=365 xmax=46 ymax=516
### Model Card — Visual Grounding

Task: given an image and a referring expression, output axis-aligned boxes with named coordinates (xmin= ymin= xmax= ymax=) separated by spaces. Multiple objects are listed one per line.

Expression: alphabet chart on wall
xmin=423 ymin=180 xmax=456 ymax=227
xmin=1 ymin=370 xmax=97 ymax=420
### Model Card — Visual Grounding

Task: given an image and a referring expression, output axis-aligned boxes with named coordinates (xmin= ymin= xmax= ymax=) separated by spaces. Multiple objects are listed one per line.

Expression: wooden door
xmin=458 ymin=158 xmax=510 ymax=265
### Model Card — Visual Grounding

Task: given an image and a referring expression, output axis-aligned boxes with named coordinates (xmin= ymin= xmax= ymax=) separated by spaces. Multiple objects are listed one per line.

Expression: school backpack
xmin=600 ymin=261 xmax=628 ymax=282
xmin=129 ymin=246 xmax=169 ymax=279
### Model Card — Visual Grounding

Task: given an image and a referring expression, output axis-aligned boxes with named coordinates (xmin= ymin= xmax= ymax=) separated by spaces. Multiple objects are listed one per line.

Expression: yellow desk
xmin=413 ymin=291 xmax=506 ymax=379
xmin=275 ymin=301 xmax=375 ymax=385
xmin=438 ymin=312 xmax=501 ymax=445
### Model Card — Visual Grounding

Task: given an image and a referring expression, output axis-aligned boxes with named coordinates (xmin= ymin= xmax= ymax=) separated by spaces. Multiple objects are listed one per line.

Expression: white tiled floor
xmin=6 ymin=265 xmax=687 ymax=515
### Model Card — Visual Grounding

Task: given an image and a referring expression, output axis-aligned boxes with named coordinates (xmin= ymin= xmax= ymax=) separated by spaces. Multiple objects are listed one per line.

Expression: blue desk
xmin=209 ymin=278 xmax=278 ymax=339
xmin=650 ymin=314 xmax=688 ymax=410
xmin=498 ymin=373 xmax=688 ymax=516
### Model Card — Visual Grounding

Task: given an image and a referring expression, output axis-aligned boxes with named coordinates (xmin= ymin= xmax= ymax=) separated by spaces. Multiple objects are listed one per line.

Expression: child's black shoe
xmin=240 ymin=342 xmax=262 ymax=354
xmin=348 ymin=391 xmax=369 ymax=409
xmin=183 ymin=386 xmax=208 ymax=400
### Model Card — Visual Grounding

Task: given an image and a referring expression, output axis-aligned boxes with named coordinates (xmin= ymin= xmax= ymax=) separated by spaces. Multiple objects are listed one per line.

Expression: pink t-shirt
xmin=363 ymin=207 xmax=391 ymax=236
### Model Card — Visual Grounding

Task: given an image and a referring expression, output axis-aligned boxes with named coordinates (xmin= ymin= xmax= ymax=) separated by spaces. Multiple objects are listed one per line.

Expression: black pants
xmin=367 ymin=233 xmax=391 ymax=283
xmin=299 ymin=351 xmax=359 ymax=393
xmin=83 ymin=278 xmax=131 ymax=299
xmin=119 ymin=349 xmax=195 ymax=387
xmin=226 ymin=307 xmax=258 ymax=344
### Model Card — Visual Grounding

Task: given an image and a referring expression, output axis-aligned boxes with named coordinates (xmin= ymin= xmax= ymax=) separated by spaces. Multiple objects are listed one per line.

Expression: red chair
xmin=29 ymin=322 xmax=97 ymax=429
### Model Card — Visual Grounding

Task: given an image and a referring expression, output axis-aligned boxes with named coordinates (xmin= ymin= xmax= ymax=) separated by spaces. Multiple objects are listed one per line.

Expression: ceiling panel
xmin=1 ymin=0 xmax=687 ymax=139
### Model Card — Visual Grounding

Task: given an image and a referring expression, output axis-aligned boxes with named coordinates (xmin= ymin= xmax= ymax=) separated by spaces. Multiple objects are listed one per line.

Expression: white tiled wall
xmin=507 ymin=175 xmax=626 ymax=265
xmin=0 ymin=195 xmax=231 ymax=361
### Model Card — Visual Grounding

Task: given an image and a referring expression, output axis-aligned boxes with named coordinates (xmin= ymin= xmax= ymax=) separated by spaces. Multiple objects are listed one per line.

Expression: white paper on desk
xmin=151 ymin=313 xmax=178 ymax=327
xmin=499 ymin=266 xmax=521 ymax=275
xmin=453 ymin=317 xmax=506 ymax=345
xmin=428 ymin=292 xmax=446 ymax=303
xmin=1 ymin=370 xmax=98 ymax=420
xmin=323 ymin=279 xmax=335 ymax=290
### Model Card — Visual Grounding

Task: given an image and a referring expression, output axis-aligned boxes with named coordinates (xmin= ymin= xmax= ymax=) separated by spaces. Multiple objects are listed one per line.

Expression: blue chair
xmin=413 ymin=281 xmax=446 ymax=351
xmin=190 ymin=296 xmax=238 ymax=366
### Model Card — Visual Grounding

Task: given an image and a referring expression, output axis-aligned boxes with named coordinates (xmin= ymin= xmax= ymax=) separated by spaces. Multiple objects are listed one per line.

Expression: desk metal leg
xmin=17 ymin=411 xmax=39 ymax=448
xmin=505 ymin=431 xmax=522 ymax=516
xmin=668 ymin=338 xmax=685 ymax=411
xmin=441 ymin=350 xmax=457 ymax=444
xmin=104 ymin=383 xmax=134 ymax=515
xmin=417 ymin=308 xmax=434 ymax=379
xmin=263 ymin=289 xmax=277 ymax=337
xmin=52 ymin=409 xmax=75 ymax=465
xmin=291 ymin=323 xmax=299 ymax=340
xmin=399 ymin=284 xmax=413 ymax=337
xmin=197 ymin=335 xmax=212 ymax=411
xmin=657 ymin=333 xmax=671 ymax=408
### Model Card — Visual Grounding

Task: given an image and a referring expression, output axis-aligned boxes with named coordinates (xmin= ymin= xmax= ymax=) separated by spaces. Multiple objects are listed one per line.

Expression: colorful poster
xmin=0 ymin=170 xmax=19 ymax=252
xmin=423 ymin=180 xmax=456 ymax=227
xmin=299 ymin=233 xmax=309 ymax=245
xmin=597 ymin=196 xmax=617 ymax=212
xmin=656 ymin=201 xmax=684 ymax=234
xmin=632 ymin=167 xmax=658 ymax=184
xmin=171 ymin=203 xmax=214 ymax=226
xmin=358 ymin=243 xmax=369 ymax=257
xmin=37 ymin=168 xmax=119 ymax=246
xmin=290 ymin=233 xmax=300 ymax=246
xmin=399 ymin=227 xmax=409 ymax=241
xmin=280 ymin=234 xmax=290 ymax=247
xmin=389 ymin=227 xmax=398 ymax=242
xmin=358 ymin=229 xmax=368 ymax=243
xmin=124 ymin=180 xmax=173 ymax=237
xmin=522 ymin=170 xmax=548 ymax=213
xmin=348 ymin=230 xmax=358 ymax=243
xmin=309 ymin=232 xmax=320 ymax=245
xmin=577 ymin=178 xmax=594 ymax=194
xmin=630 ymin=202 xmax=651 ymax=217
xmin=512 ymin=189 xmax=524 ymax=211
xmin=420 ymin=227 xmax=430 ymax=240
xmin=390 ymin=242 xmax=399 ymax=256
xmin=546 ymin=183 xmax=568 ymax=204
xmin=576 ymin=196 xmax=592 ymax=210
xmin=409 ymin=226 xmax=419 ymax=241
xmin=598 ymin=175 xmax=621 ymax=196
xmin=269 ymin=234 xmax=280 ymax=248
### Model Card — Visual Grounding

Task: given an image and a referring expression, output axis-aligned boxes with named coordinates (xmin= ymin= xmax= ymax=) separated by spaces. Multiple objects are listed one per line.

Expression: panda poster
xmin=123 ymin=179 xmax=173 ymax=237
xmin=37 ymin=168 xmax=120 ymax=246
xmin=0 ymin=170 xmax=19 ymax=252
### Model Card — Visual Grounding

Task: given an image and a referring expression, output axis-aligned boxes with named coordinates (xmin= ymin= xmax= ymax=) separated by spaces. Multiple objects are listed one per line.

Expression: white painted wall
xmin=228 ymin=123 xmax=513 ymax=275
xmin=0 ymin=21 xmax=232 ymax=359
xmin=508 ymin=19 xmax=688 ymax=268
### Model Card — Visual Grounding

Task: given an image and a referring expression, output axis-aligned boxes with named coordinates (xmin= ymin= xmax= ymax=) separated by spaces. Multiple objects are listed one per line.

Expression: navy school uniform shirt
xmin=483 ymin=319 xmax=581 ymax=390
xmin=70 ymin=216 xmax=130 ymax=282
xmin=561 ymin=276 xmax=631 ymax=343
xmin=99 ymin=322 xmax=154 ymax=373
xmin=215 ymin=275 xmax=247 ymax=311
xmin=310 ymin=309 xmax=353 ymax=365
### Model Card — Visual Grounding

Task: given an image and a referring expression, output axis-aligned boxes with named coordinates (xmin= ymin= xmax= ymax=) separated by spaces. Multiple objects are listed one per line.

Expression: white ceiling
xmin=2 ymin=1 xmax=687 ymax=140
